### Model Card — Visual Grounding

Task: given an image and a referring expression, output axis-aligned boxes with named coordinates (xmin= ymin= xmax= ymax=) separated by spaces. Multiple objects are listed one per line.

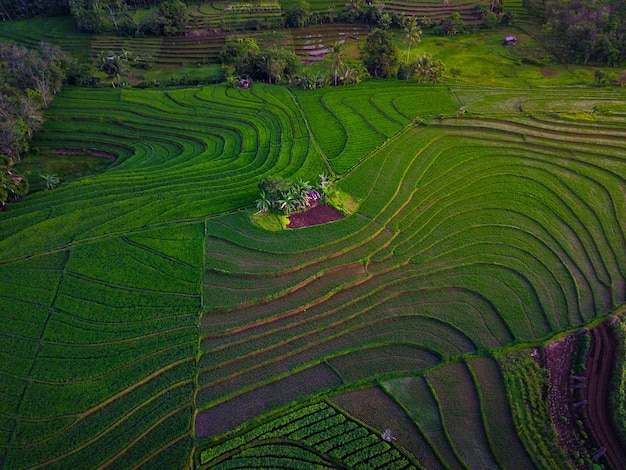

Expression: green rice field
xmin=1 ymin=9 xmax=626 ymax=466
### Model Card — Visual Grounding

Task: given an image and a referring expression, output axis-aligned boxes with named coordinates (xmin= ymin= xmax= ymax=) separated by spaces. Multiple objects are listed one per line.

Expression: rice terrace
xmin=0 ymin=0 xmax=626 ymax=469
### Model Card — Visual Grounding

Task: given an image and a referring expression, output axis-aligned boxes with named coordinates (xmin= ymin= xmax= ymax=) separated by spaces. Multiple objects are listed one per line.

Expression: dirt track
xmin=582 ymin=321 xmax=626 ymax=470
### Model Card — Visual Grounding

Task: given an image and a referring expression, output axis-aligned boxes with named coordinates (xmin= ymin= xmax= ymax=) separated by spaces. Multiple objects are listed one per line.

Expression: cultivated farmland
xmin=1 ymin=74 xmax=625 ymax=469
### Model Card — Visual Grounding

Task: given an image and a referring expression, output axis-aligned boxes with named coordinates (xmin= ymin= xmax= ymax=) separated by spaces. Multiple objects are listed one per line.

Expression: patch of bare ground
xmin=544 ymin=321 xmax=626 ymax=469
xmin=581 ymin=321 xmax=626 ymax=470
xmin=540 ymin=67 xmax=558 ymax=78
xmin=287 ymin=203 xmax=345 ymax=229
xmin=55 ymin=148 xmax=118 ymax=161
xmin=544 ymin=334 xmax=591 ymax=467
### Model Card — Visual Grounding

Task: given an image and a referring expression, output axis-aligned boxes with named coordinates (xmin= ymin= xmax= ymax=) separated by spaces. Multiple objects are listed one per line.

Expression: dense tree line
xmin=528 ymin=0 xmax=626 ymax=64
xmin=219 ymin=37 xmax=301 ymax=85
xmin=69 ymin=0 xmax=187 ymax=35
xmin=0 ymin=40 xmax=69 ymax=205
xmin=0 ymin=0 xmax=68 ymax=21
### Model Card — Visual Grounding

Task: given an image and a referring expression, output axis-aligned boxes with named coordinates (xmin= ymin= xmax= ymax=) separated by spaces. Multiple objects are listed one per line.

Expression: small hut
xmin=503 ymin=36 xmax=518 ymax=46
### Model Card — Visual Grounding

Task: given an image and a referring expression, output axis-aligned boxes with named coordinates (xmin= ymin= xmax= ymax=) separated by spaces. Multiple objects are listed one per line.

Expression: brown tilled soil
xmin=55 ymin=148 xmax=117 ymax=160
xmin=544 ymin=334 xmax=589 ymax=466
xmin=581 ymin=321 xmax=626 ymax=470
xmin=544 ymin=322 xmax=626 ymax=470
xmin=286 ymin=204 xmax=345 ymax=229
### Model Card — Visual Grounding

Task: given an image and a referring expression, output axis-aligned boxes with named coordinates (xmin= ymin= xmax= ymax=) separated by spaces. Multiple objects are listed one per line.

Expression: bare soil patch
xmin=544 ymin=334 xmax=584 ymax=464
xmin=55 ymin=148 xmax=118 ymax=161
xmin=540 ymin=67 xmax=559 ymax=77
xmin=287 ymin=204 xmax=345 ymax=229
xmin=544 ymin=322 xmax=626 ymax=469
xmin=581 ymin=321 xmax=626 ymax=470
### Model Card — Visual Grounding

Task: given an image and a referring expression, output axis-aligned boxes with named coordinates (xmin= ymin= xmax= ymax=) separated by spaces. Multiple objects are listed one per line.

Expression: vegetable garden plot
xmin=331 ymin=387 xmax=443 ymax=470
xmin=195 ymin=365 xmax=342 ymax=436
xmin=199 ymin=400 xmax=417 ymax=469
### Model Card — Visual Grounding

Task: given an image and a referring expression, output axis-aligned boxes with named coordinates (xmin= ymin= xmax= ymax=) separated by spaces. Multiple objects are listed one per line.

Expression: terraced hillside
xmin=1 ymin=81 xmax=625 ymax=468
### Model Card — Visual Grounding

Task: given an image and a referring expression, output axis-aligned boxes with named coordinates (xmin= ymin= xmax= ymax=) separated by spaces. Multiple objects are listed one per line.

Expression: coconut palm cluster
xmin=256 ymin=175 xmax=326 ymax=215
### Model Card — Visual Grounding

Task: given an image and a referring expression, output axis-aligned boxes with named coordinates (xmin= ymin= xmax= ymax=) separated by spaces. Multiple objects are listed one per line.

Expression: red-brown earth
xmin=581 ymin=320 xmax=626 ymax=470
xmin=544 ymin=321 xmax=626 ymax=469
xmin=287 ymin=203 xmax=345 ymax=228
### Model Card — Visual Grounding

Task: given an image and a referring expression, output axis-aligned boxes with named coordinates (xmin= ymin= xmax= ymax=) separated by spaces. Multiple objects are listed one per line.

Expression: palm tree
xmin=255 ymin=190 xmax=271 ymax=213
xmin=39 ymin=173 xmax=60 ymax=191
xmin=404 ymin=16 xmax=422 ymax=68
xmin=341 ymin=65 xmax=361 ymax=85
xmin=325 ymin=6 xmax=338 ymax=23
xmin=329 ymin=42 xmax=346 ymax=86
xmin=278 ymin=192 xmax=298 ymax=214
xmin=345 ymin=0 xmax=364 ymax=21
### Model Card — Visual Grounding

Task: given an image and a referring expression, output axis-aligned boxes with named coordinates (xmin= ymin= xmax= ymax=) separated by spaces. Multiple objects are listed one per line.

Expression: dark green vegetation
xmin=0 ymin=40 xmax=70 ymax=204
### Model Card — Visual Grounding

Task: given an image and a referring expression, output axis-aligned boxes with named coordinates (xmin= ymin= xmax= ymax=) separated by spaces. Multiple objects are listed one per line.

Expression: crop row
xmin=209 ymin=444 xmax=331 ymax=469
xmin=294 ymin=82 xmax=458 ymax=174
xmin=200 ymin=400 xmax=416 ymax=469
xmin=7 ymin=363 xmax=194 ymax=469
xmin=200 ymin=402 xmax=331 ymax=462
xmin=498 ymin=349 xmax=571 ymax=469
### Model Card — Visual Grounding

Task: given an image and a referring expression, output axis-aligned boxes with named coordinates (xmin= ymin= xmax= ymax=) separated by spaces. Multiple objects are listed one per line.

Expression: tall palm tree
xmin=255 ymin=190 xmax=271 ymax=213
xmin=329 ymin=42 xmax=345 ymax=86
xmin=325 ymin=6 xmax=338 ymax=23
xmin=40 ymin=173 xmax=60 ymax=191
xmin=345 ymin=0 xmax=364 ymax=21
xmin=404 ymin=16 xmax=422 ymax=67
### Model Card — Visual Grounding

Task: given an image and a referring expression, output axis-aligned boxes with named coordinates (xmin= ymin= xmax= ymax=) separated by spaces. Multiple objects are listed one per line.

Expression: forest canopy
xmin=528 ymin=0 xmax=626 ymax=64
xmin=0 ymin=40 xmax=69 ymax=204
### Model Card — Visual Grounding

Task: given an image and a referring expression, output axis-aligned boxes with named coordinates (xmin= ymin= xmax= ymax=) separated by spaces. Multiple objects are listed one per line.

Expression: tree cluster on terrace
xmin=219 ymin=37 xmax=301 ymax=85
xmin=527 ymin=0 xmax=626 ymax=65
xmin=0 ymin=41 xmax=69 ymax=160
xmin=474 ymin=0 xmax=515 ymax=29
xmin=0 ymin=40 xmax=69 ymax=205
xmin=69 ymin=0 xmax=188 ymax=35
xmin=220 ymin=38 xmax=363 ymax=88
xmin=256 ymin=176 xmax=325 ymax=215
xmin=0 ymin=0 xmax=69 ymax=21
